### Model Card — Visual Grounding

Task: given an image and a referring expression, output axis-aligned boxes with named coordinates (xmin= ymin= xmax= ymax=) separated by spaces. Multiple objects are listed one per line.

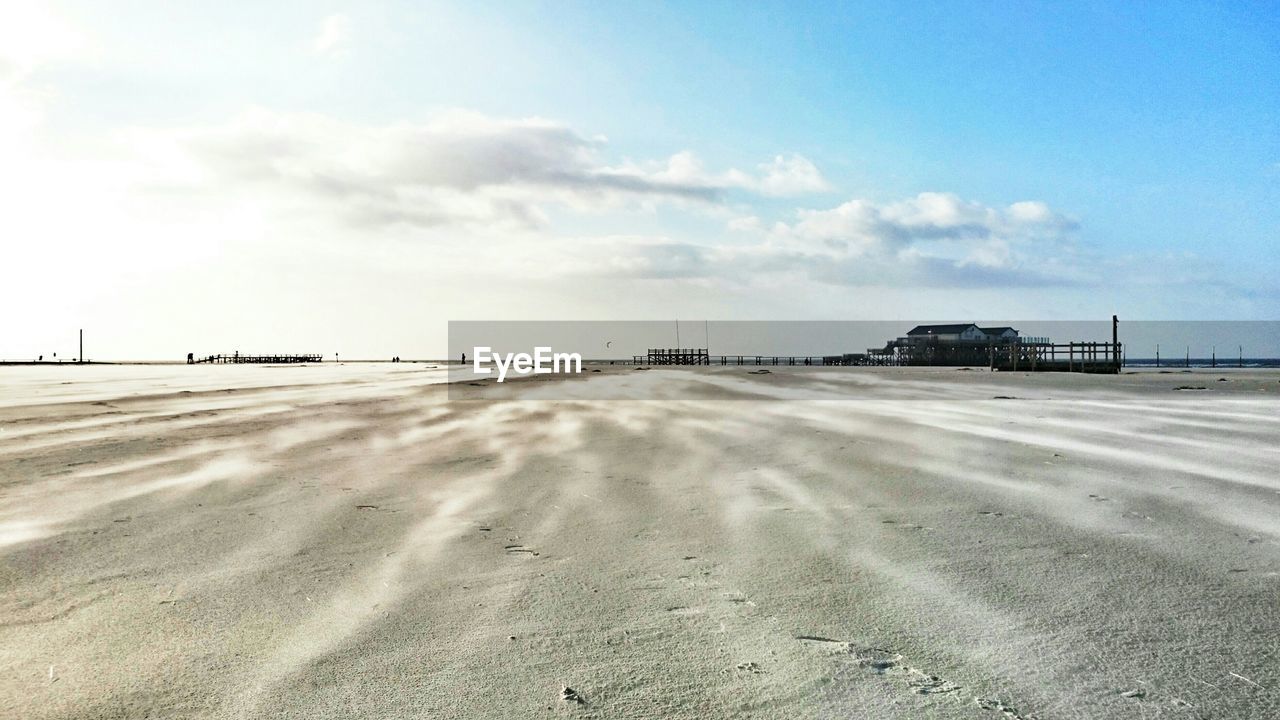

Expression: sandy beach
xmin=2 ymin=364 xmax=1277 ymax=719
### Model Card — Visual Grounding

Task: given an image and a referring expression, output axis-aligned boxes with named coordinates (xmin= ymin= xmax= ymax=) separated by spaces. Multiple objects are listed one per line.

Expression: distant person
xmin=187 ymin=352 xmax=194 ymax=364
xmin=461 ymin=352 xmax=466 ymax=365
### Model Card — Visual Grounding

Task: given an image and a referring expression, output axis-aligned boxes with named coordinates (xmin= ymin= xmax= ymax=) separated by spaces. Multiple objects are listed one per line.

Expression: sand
xmin=1 ymin=364 xmax=1277 ymax=719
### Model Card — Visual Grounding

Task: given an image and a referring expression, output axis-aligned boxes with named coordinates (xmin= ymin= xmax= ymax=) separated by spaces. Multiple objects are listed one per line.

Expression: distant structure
xmin=632 ymin=320 xmax=1121 ymax=373
xmin=861 ymin=323 xmax=1051 ymax=367
xmin=190 ymin=353 xmax=322 ymax=364
xmin=644 ymin=348 xmax=710 ymax=365
xmin=862 ymin=322 xmax=1120 ymax=372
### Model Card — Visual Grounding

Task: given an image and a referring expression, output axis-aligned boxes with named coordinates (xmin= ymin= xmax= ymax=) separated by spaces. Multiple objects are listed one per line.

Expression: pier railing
xmin=191 ymin=354 xmax=323 ymax=364
xmin=990 ymin=342 xmax=1122 ymax=373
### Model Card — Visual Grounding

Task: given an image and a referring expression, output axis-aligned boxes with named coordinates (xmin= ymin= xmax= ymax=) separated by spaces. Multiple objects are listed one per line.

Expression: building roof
xmin=906 ymin=323 xmax=980 ymax=336
xmin=978 ymin=326 xmax=1018 ymax=335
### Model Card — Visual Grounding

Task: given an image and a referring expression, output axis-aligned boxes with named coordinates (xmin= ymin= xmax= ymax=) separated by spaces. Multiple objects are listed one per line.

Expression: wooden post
xmin=1111 ymin=315 xmax=1118 ymax=368
xmin=79 ymin=329 xmax=83 ymax=363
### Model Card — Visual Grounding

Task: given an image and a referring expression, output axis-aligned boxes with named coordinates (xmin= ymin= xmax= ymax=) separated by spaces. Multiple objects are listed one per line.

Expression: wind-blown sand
xmin=2 ymin=364 xmax=1277 ymax=719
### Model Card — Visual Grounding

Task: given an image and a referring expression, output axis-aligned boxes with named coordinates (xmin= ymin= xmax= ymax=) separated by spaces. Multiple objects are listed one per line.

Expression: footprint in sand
xmin=882 ymin=519 xmax=931 ymax=531
xmin=665 ymin=606 xmax=702 ymax=616
xmin=1119 ymin=689 xmax=1146 ymax=699
xmin=974 ymin=697 xmax=1035 ymax=719
xmin=797 ymin=638 xmax=962 ymax=695
xmin=798 ymin=637 xmax=1052 ymax=712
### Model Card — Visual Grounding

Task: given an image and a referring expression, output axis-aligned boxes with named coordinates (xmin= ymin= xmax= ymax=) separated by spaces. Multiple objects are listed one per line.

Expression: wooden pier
xmin=634 ymin=350 xmax=844 ymax=366
xmin=631 ymin=342 xmax=1122 ymax=373
xmin=190 ymin=353 xmax=323 ymax=364
xmin=641 ymin=348 xmax=711 ymax=365
xmin=990 ymin=342 xmax=1121 ymax=373
xmin=633 ymin=317 xmax=1124 ymax=373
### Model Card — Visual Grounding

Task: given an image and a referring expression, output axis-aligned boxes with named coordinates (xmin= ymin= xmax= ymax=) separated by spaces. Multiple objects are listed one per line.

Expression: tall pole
xmin=675 ymin=320 xmax=680 ymax=350
xmin=79 ymin=329 xmax=83 ymax=363
xmin=1156 ymin=344 xmax=1160 ymax=368
xmin=1112 ymin=315 xmax=1119 ymax=367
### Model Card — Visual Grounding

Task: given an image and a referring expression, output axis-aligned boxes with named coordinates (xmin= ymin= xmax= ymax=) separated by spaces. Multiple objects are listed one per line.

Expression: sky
xmin=1 ymin=0 xmax=1277 ymax=359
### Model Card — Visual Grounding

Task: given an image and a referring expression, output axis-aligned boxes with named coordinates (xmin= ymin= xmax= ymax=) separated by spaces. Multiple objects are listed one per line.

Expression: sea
xmin=1124 ymin=358 xmax=1280 ymax=369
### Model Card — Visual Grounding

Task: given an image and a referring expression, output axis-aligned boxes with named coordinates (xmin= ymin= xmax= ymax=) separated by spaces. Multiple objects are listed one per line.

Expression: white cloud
xmin=650 ymin=192 xmax=1084 ymax=287
xmin=776 ymin=192 xmax=1078 ymax=259
xmin=752 ymin=154 xmax=832 ymax=196
xmin=609 ymin=150 xmax=830 ymax=199
xmin=313 ymin=13 xmax=350 ymax=55
xmin=120 ymin=108 xmax=828 ymax=232
xmin=93 ymin=108 xmax=1086 ymax=289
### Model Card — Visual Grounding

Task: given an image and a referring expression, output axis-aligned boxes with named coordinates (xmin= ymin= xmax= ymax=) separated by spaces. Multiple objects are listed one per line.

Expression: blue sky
xmin=2 ymin=1 xmax=1277 ymax=358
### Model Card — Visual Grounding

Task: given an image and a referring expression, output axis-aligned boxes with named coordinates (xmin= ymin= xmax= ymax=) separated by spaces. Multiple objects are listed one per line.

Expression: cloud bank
xmin=119 ymin=109 xmax=1090 ymax=288
xmin=135 ymin=109 xmax=832 ymax=233
xmin=578 ymin=192 xmax=1085 ymax=288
